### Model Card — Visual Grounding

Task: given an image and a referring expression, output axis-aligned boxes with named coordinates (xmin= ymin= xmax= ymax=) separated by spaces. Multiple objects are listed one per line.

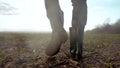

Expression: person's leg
xmin=45 ymin=0 xmax=67 ymax=56
xmin=70 ymin=0 xmax=87 ymax=59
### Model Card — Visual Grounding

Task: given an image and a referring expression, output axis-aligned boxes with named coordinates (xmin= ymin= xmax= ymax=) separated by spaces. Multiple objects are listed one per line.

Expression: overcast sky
xmin=0 ymin=0 xmax=120 ymax=32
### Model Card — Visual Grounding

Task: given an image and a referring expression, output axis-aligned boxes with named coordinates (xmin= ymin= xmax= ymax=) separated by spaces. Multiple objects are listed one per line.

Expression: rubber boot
xmin=76 ymin=27 xmax=84 ymax=60
xmin=70 ymin=27 xmax=84 ymax=60
xmin=70 ymin=0 xmax=87 ymax=60
xmin=69 ymin=27 xmax=77 ymax=59
xmin=45 ymin=0 xmax=68 ymax=56
xmin=46 ymin=29 xmax=67 ymax=56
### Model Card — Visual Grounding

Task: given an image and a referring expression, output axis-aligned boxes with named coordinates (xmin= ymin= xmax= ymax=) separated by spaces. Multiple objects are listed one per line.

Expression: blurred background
xmin=0 ymin=0 xmax=120 ymax=32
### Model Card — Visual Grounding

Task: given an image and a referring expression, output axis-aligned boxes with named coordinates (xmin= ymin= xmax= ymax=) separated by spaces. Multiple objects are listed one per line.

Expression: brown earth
xmin=0 ymin=33 xmax=120 ymax=68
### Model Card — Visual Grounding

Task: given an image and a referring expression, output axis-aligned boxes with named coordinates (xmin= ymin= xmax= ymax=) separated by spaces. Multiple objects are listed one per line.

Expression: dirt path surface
xmin=0 ymin=33 xmax=120 ymax=68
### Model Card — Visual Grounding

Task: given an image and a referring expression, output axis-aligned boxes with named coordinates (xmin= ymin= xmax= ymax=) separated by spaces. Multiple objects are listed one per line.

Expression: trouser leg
xmin=45 ymin=0 xmax=67 ymax=56
xmin=45 ymin=0 xmax=64 ymax=32
xmin=71 ymin=0 xmax=87 ymax=27
xmin=70 ymin=0 xmax=87 ymax=59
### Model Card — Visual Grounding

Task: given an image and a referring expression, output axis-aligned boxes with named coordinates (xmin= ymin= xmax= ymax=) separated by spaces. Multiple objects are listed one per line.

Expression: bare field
xmin=0 ymin=32 xmax=120 ymax=68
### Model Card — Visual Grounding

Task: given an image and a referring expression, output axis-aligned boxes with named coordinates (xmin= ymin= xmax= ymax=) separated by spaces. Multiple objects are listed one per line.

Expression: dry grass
xmin=0 ymin=32 xmax=120 ymax=68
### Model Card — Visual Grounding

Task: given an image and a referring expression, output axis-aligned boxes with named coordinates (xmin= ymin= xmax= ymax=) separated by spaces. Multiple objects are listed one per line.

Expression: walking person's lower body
xmin=45 ymin=0 xmax=68 ymax=56
xmin=44 ymin=0 xmax=87 ymax=60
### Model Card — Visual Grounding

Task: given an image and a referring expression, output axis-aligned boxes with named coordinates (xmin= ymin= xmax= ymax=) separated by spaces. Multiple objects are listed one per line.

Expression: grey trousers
xmin=45 ymin=0 xmax=87 ymax=31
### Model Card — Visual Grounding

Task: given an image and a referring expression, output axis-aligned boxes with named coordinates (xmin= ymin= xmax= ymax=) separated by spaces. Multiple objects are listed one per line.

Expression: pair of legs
xmin=45 ymin=0 xmax=87 ymax=60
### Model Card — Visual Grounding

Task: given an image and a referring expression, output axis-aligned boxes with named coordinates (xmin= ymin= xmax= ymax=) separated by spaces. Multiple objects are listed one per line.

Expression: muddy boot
xmin=69 ymin=27 xmax=77 ymax=59
xmin=46 ymin=29 xmax=67 ymax=56
xmin=76 ymin=27 xmax=84 ymax=60
xmin=70 ymin=0 xmax=87 ymax=60
xmin=45 ymin=0 xmax=68 ymax=56
xmin=69 ymin=27 xmax=84 ymax=60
